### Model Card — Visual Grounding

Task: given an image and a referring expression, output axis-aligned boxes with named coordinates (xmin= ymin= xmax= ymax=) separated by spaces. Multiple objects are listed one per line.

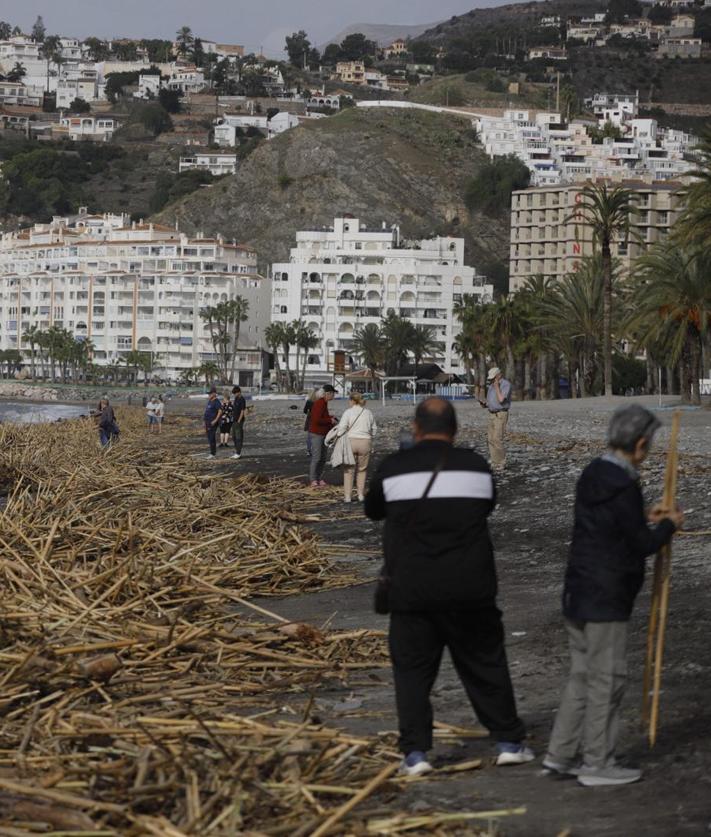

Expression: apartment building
xmin=0 ymin=81 xmax=42 ymax=107
xmin=271 ymin=217 xmax=493 ymax=383
xmin=335 ymin=61 xmax=365 ymax=85
xmin=179 ymin=153 xmax=238 ymax=176
xmin=56 ymin=71 xmax=101 ymax=109
xmin=509 ymin=180 xmax=685 ymax=290
xmin=0 ymin=212 xmax=271 ymax=383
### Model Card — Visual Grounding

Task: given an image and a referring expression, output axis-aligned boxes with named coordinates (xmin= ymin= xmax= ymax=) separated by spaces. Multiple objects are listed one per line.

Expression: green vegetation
xmin=149 ymin=170 xmax=215 ymax=214
xmin=0 ymin=141 xmax=124 ymax=220
xmin=199 ymin=299 xmax=251 ymax=383
xmin=464 ymin=156 xmax=530 ymax=218
xmin=263 ymin=321 xmax=322 ymax=392
xmin=131 ymin=103 xmax=173 ymax=136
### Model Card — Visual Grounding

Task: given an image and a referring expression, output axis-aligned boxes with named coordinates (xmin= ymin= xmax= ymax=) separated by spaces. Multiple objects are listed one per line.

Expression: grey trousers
xmin=309 ymin=433 xmax=327 ymax=482
xmin=547 ymin=619 xmax=628 ymax=769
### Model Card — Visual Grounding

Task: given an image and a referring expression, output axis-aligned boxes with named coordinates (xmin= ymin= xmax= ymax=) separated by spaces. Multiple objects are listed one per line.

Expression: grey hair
xmin=607 ymin=405 xmax=660 ymax=453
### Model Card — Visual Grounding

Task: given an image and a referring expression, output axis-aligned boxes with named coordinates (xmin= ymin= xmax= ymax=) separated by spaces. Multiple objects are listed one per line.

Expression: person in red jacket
xmin=309 ymin=384 xmax=337 ymax=486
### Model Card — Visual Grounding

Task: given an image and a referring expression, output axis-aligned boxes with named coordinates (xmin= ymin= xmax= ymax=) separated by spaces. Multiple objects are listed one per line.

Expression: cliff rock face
xmin=156 ymin=108 xmax=509 ymax=274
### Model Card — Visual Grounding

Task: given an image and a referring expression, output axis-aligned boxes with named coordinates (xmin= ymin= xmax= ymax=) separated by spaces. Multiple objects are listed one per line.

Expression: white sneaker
xmin=496 ymin=745 xmax=535 ymax=766
xmin=344 ymin=497 xmax=352 ymax=503
xmin=231 ymin=454 xmax=241 ymax=460
xmin=399 ymin=751 xmax=433 ymax=777
xmin=577 ymin=764 xmax=642 ymax=787
xmin=207 ymin=454 xmax=216 ymax=460
xmin=358 ymin=495 xmax=365 ymax=502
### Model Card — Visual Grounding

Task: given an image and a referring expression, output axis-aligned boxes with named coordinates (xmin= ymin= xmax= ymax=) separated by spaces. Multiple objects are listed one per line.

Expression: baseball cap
xmin=208 ymin=386 xmax=217 ymax=394
xmin=487 ymin=367 xmax=502 ymax=381
xmin=322 ymin=384 xmax=336 ymax=393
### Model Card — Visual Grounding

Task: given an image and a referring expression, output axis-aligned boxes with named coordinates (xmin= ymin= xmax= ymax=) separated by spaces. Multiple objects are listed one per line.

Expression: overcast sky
xmin=0 ymin=0 xmax=513 ymax=56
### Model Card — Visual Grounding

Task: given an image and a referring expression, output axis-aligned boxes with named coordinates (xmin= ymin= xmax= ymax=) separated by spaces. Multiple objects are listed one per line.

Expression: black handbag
xmin=373 ymin=449 xmax=449 ymax=615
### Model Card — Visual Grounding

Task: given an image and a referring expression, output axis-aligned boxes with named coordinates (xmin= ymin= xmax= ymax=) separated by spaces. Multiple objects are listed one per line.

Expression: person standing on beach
xmin=203 ymin=387 xmax=223 ymax=459
xmin=335 ymin=392 xmax=377 ymax=503
xmin=303 ymin=387 xmax=322 ymax=456
xmin=231 ymin=385 xmax=247 ymax=460
xmin=364 ymin=397 xmax=532 ymax=775
xmin=308 ymin=384 xmax=337 ymax=486
xmin=97 ymin=397 xmax=118 ymax=447
xmin=544 ymin=405 xmax=683 ymax=787
xmin=479 ymin=366 xmax=511 ymax=472
xmin=219 ymin=394 xmax=233 ymax=447
xmin=146 ymin=394 xmax=159 ymax=433
xmin=154 ymin=395 xmax=165 ymax=434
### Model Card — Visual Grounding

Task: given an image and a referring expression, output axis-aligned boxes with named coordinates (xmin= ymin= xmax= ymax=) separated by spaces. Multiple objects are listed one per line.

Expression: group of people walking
xmin=144 ymin=394 xmax=165 ymax=433
xmin=365 ymin=398 xmax=682 ymax=785
xmin=203 ymin=386 xmax=246 ymax=459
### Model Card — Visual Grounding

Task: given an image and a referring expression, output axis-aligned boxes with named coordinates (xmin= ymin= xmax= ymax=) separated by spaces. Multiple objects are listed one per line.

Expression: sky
xmin=0 ymin=0 xmax=513 ymax=56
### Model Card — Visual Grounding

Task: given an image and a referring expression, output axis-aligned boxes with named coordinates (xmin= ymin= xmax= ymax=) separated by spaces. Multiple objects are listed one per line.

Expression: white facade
xmin=271 ymin=217 xmax=493 ymax=381
xmin=57 ymin=116 xmax=118 ymax=141
xmin=179 ymin=153 xmax=238 ymax=177
xmin=56 ymin=71 xmax=100 ymax=109
xmin=134 ymin=73 xmax=161 ymax=99
xmin=0 ymin=81 xmax=42 ymax=107
xmin=475 ymin=107 xmax=697 ymax=185
xmin=0 ymin=213 xmax=271 ymax=382
xmin=213 ymin=112 xmax=300 ymax=146
xmin=166 ymin=66 xmax=205 ymax=94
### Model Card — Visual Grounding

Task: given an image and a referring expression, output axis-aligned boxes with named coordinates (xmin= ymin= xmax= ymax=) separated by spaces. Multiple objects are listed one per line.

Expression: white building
xmin=134 ymin=73 xmax=161 ymax=100
xmin=213 ymin=111 xmax=300 ymax=146
xmin=179 ymin=153 xmax=238 ymax=177
xmin=0 ymin=212 xmax=271 ymax=384
xmin=56 ymin=116 xmax=119 ymax=141
xmin=0 ymin=81 xmax=42 ymax=107
xmin=475 ymin=106 xmax=697 ymax=185
xmin=271 ymin=217 xmax=493 ymax=382
xmin=166 ymin=66 xmax=205 ymax=94
xmin=56 ymin=70 xmax=101 ymax=109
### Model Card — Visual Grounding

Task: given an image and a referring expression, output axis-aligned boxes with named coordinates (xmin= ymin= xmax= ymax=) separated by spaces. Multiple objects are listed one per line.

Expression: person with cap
xmin=308 ymin=384 xmax=337 ymax=486
xmin=203 ymin=387 xmax=223 ymax=459
xmin=544 ymin=405 xmax=683 ymax=787
xmin=365 ymin=397 xmax=533 ymax=776
xmin=231 ymin=385 xmax=247 ymax=460
xmin=479 ymin=366 xmax=512 ymax=472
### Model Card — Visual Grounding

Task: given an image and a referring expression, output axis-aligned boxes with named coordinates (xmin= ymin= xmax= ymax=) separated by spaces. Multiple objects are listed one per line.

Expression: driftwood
xmin=0 ymin=411 xmax=499 ymax=836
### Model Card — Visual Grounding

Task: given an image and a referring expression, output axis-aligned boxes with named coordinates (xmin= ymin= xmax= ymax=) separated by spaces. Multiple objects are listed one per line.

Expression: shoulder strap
xmin=420 ymin=447 xmax=450 ymax=501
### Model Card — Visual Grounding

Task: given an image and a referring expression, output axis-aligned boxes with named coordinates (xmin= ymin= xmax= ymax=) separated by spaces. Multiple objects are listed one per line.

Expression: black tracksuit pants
xmin=389 ymin=606 xmax=526 ymax=754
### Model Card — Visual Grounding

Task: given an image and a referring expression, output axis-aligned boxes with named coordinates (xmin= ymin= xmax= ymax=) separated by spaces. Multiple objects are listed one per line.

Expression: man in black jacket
xmin=545 ymin=405 xmax=683 ymax=787
xmin=365 ymin=397 xmax=532 ymax=776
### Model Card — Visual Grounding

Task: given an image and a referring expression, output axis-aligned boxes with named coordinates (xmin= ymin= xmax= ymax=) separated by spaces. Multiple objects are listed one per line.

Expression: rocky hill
xmin=319 ymin=21 xmax=441 ymax=50
xmin=155 ymin=107 xmax=510 ymax=277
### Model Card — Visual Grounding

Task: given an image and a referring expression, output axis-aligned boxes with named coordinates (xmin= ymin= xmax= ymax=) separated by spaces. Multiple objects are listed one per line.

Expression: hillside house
xmin=384 ymin=39 xmax=408 ymax=59
xmin=335 ymin=61 xmax=365 ymax=84
xmin=134 ymin=73 xmax=161 ymax=100
xmin=307 ymin=93 xmax=340 ymax=110
xmin=657 ymin=37 xmax=702 ymax=57
xmin=56 ymin=71 xmax=101 ymax=109
xmin=179 ymin=153 xmax=238 ymax=176
xmin=669 ymin=14 xmax=696 ymax=36
xmin=528 ymin=46 xmax=568 ymax=60
xmin=55 ymin=116 xmax=119 ymax=141
xmin=0 ymin=81 xmax=42 ymax=108
xmin=166 ymin=66 xmax=205 ymax=94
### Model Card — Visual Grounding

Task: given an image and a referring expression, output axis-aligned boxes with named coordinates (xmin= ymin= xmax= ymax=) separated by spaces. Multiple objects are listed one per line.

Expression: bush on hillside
xmin=464 ymin=155 xmax=530 ymax=218
xmin=149 ymin=169 xmax=214 ymax=213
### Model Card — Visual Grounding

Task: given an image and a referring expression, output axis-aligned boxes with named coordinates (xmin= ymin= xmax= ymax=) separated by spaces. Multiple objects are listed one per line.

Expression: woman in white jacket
xmin=336 ymin=392 xmax=377 ymax=503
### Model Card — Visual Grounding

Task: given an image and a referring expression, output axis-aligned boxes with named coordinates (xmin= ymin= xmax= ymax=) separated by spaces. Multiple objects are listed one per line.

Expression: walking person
xmin=479 ymin=366 xmax=511 ymax=472
xmin=303 ymin=387 xmax=322 ymax=456
xmin=97 ymin=397 xmax=119 ymax=447
xmin=154 ymin=394 xmax=165 ymax=434
xmin=231 ymin=385 xmax=247 ymax=460
xmin=308 ymin=384 xmax=337 ymax=487
xmin=544 ymin=405 xmax=683 ymax=787
xmin=219 ymin=394 xmax=233 ymax=447
xmin=203 ymin=387 xmax=223 ymax=459
xmin=335 ymin=392 xmax=377 ymax=503
xmin=365 ymin=397 xmax=533 ymax=776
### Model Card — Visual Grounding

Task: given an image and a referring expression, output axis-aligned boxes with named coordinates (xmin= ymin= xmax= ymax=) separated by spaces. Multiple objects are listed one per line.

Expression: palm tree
xmin=22 ymin=324 xmax=41 ymax=380
xmin=628 ymin=244 xmax=711 ymax=405
xmin=176 ymin=26 xmax=195 ymax=57
xmin=198 ymin=361 xmax=220 ymax=388
xmin=296 ymin=326 xmax=319 ymax=392
xmin=352 ymin=322 xmax=385 ymax=394
xmin=381 ymin=313 xmax=415 ymax=375
xmin=454 ymin=295 xmax=494 ymax=398
xmin=7 ymin=62 xmax=26 ymax=82
xmin=517 ymin=275 xmax=555 ymax=399
xmin=264 ymin=322 xmax=286 ymax=391
xmin=226 ymin=297 xmax=250 ymax=384
xmin=40 ymin=35 xmax=62 ymax=92
xmin=410 ymin=324 xmax=440 ymax=372
xmin=572 ymin=182 xmax=636 ymax=397
xmin=678 ymin=129 xmax=711 ymax=250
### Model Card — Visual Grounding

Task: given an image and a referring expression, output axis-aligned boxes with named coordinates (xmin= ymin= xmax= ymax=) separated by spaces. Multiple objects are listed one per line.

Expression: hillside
xmin=407 ymin=72 xmax=547 ymax=109
xmin=319 ymin=21 xmax=441 ymax=50
xmin=154 ymin=108 xmax=511 ymax=277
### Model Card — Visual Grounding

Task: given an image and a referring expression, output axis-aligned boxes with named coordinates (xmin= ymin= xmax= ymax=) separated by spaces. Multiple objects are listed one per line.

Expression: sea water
xmin=0 ymin=401 xmax=87 ymax=424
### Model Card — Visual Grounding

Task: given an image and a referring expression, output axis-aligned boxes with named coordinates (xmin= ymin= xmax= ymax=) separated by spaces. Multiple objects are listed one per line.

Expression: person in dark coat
xmin=545 ymin=405 xmax=683 ymax=788
xmin=365 ymin=397 xmax=532 ymax=776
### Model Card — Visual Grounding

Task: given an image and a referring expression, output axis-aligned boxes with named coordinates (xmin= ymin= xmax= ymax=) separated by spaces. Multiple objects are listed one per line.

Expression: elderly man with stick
xmin=544 ymin=405 xmax=683 ymax=787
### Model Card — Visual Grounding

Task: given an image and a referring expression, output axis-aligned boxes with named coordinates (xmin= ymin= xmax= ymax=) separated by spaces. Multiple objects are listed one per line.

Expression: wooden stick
xmin=309 ymin=762 xmax=398 ymax=837
xmin=643 ymin=411 xmax=680 ymax=744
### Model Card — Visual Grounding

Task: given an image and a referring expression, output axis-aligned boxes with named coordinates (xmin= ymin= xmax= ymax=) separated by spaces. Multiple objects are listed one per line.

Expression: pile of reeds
xmin=0 ymin=411 xmax=509 ymax=835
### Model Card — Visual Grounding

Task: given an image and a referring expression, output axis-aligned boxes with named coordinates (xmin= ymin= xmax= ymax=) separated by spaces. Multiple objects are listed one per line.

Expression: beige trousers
xmin=487 ymin=410 xmax=508 ymax=469
xmin=343 ymin=438 xmax=372 ymax=499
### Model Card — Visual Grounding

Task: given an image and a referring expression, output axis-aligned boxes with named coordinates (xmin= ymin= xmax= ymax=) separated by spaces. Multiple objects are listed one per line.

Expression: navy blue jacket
xmin=563 ymin=458 xmax=675 ymax=623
